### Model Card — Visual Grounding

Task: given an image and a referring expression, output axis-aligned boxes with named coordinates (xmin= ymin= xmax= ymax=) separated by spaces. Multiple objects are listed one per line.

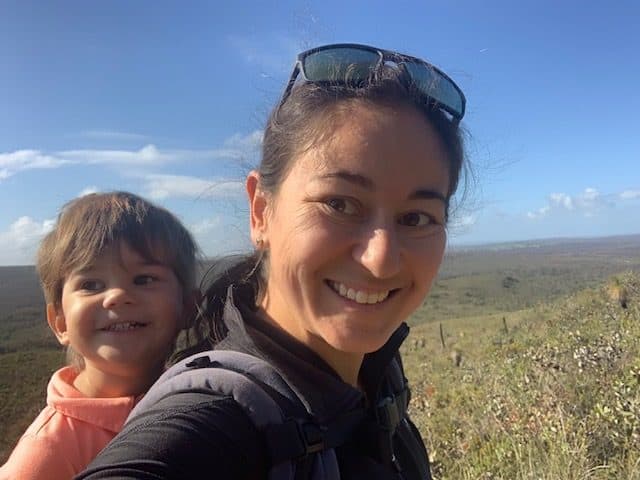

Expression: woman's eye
xmin=325 ymin=198 xmax=358 ymax=215
xmin=398 ymin=212 xmax=433 ymax=227
xmin=80 ymin=280 xmax=104 ymax=291
xmin=134 ymin=275 xmax=157 ymax=285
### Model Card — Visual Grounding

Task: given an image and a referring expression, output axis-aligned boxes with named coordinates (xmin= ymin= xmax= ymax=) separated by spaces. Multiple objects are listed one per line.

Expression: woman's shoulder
xmin=127 ymin=389 xmax=261 ymax=437
xmin=78 ymin=392 xmax=267 ymax=478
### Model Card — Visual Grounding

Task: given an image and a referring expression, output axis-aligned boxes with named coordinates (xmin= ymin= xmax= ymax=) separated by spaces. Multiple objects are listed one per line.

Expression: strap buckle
xmin=296 ymin=420 xmax=326 ymax=455
xmin=376 ymin=396 xmax=401 ymax=432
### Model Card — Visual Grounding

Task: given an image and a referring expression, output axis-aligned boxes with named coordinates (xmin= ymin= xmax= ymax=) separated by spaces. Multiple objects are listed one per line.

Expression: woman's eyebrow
xmin=409 ymin=189 xmax=447 ymax=203
xmin=318 ymin=171 xmax=374 ymax=190
xmin=318 ymin=170 xmax=447 ymax=203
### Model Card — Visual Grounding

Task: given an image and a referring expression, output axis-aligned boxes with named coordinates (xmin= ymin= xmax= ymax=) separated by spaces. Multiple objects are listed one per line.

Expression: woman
xmin=78 ymin=43 xmax=466 ymax=479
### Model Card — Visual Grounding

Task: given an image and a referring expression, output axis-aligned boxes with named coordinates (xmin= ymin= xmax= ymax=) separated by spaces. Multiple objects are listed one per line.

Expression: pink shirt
xmin=0 ymin=366 xmax=137 ymax=480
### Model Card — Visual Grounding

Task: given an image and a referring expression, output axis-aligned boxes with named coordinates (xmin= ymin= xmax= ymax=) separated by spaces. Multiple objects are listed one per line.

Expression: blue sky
xmin=1 ymin=0 xmax=639 ymax=265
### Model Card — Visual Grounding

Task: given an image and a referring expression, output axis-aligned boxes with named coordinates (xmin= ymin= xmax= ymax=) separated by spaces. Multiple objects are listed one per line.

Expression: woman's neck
xmin=305 ymin=337 xmax=364 ymax=387
xmin=255 ymin=304 xmax=364 ymax=387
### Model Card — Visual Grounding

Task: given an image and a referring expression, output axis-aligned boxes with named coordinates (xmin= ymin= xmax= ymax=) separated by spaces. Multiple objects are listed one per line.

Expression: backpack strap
xmin=128 ymin=350 xmax=366 ymax=480
xmin=264 ymin=408 xmax=367 ymax=463
xmin=383 ymin=354 xmax=432 ymax=479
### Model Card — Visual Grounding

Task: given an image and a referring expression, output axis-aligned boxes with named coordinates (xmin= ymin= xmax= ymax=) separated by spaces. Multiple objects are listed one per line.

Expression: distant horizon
xmin=448 ymin=231 xmax=640 ymax=249
xmin=2 ymin=231 xmax=638 ymax=268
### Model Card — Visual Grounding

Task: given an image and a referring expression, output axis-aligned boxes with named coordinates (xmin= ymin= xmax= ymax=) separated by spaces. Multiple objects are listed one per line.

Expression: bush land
xmin=405 ymin=272 xmax=640 ymax=479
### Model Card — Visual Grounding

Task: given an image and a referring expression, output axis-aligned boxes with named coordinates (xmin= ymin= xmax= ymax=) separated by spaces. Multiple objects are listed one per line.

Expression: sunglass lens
xmin=303 ymin=47 xmax=380 ymax=85
xmin=404 ymin=62 xmax=463 ymax=118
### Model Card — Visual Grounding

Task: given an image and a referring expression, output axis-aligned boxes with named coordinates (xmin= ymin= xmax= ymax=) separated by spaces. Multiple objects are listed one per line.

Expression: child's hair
xmin=37 ymin=191 xmax=200 ymax=367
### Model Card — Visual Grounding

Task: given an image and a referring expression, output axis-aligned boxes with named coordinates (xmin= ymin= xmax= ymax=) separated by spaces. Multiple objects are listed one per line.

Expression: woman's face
xmin=249 ymin=103 xmax=449 ymax=369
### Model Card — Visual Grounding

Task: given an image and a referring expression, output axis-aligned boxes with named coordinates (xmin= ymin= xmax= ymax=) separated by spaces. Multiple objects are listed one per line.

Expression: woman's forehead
xmin=287 ymin=104 xmax=450 ymax=192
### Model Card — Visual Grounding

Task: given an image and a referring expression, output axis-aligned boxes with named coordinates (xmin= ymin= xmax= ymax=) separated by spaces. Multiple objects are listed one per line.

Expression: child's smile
xmin=49 ymin=241 xmax=186 ymax=397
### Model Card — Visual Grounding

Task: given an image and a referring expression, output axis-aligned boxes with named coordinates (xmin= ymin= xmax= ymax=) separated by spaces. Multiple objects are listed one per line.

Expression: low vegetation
xmin=405 ymin=271 xmax=640 ymax=479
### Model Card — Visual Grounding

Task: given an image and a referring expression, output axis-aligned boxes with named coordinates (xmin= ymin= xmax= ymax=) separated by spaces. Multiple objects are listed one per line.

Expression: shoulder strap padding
xmin=127 ymin=350 xmax=341 ymax=480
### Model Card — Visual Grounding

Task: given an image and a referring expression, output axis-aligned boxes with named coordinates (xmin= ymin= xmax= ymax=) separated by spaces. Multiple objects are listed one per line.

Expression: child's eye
xmin=397 ymin=212 xmax=435 ymax=227
xmin=325 ymin=197 xmax=359 ymax=216
xmin=80 ymin=279 xmax=105 ymax=291
xmin=134 ymin=275 xmax=157 ymax=285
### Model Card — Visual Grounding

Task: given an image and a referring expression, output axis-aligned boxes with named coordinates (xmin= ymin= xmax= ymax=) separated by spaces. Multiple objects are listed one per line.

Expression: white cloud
xmin=0 ymin=145 xmax=171 ymax=180
xmin=190 ymin=217 xmax=222 ymax=235
xmin=60 ymin=144 xmax=174 ymax=166
xmin=449 ymin=214 xmax=476 ymax=230
xmin=0 ymin=216 xmax=54 ymax=265
xmin=0 ymin=130 xmax=264 ymax=182
xmin=210 ymin=130 xmax=263 ymax=161
xmin=527 ymin=187 xmax=616 ymax=220
xmin=223 ymin=130 xmax=263 ymax=149
xmin=527 ymin=205 xmax=551 ymax=219
xmin=549 ymin=192 xmax=574 ymax=210
xmin=141 ymin=174 xmax=244 ymax=200
xmin=620 ymin=189 xmax=640 ymax=200
xmin=189 ymin=216 xmax=251 ymax=258
xmin=0 ymin=150 xmax=71 ymax=180
xmin=582 ymin=187 xmax=599 ymax=201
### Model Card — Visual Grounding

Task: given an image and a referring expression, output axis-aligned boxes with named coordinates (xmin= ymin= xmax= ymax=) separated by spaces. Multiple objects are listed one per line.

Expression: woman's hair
xmin=179 ymin=65 xmax=467 ymax=358
xmin=37 ymin=191 xmax=200 ymax=368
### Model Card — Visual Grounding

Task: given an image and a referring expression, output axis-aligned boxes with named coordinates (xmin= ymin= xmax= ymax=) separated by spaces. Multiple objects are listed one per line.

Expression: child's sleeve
xmin=0 ymin=434 xmax=75 ymax=480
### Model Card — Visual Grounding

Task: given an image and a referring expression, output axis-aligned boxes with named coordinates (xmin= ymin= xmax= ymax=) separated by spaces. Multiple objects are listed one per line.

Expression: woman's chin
xmin=318 ymin=324 xmax=395 ymax=355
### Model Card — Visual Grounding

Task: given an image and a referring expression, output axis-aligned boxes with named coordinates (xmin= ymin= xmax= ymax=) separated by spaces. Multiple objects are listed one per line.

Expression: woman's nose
xmin=102 ymin=287 xmax=134 ymax=308
xmin=352 ymin=225 xmax=401 ymax=279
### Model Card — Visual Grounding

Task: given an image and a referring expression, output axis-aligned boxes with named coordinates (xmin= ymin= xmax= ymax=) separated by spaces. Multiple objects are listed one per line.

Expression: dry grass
xmin=404 ymin=272 xmax=640 ymax=479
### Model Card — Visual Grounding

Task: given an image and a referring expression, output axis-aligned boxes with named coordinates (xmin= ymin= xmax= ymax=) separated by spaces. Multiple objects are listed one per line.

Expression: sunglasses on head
xmin=281 ymin=43 xmax=466 ymax=124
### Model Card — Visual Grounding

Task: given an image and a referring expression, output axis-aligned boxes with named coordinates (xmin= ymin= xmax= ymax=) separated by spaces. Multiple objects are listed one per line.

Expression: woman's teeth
xmin=102 ymin=322 xmax=145 ymax=332
xmin=330 ymin=281 xmax=390 ymax=304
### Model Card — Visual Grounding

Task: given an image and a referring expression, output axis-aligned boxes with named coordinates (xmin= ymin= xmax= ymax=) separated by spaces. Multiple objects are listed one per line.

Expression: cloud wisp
xmin=141 ymin=173 xmax=245 ymax=200
xmin=79 ymin=130 xmax=150 ymax=141
xmin=60 ymin=144 xmax=175 ymax=166
xmin=526 ymin=187 xmax=632 ymax=220
xmin=0 ymin=130 xmax=263 ymax=182
xmin=620 ymin=190 xmax=640 ymax=200
xmin=0 ymin=150 xmax=72 ymax=180
xmin=209 ymin=130 xmax=263 ymax=161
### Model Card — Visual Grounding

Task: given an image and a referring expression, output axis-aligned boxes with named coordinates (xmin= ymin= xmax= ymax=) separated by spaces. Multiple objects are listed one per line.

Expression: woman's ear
xmin=46 ymin=303 xmax=70 ymax=346
xmin=246 ymin=170 xmax=269 ymax=248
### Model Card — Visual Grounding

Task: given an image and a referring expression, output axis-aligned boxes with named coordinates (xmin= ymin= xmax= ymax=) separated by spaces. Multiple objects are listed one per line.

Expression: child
xmin=0 ymin=191 xmax=199 ymax=479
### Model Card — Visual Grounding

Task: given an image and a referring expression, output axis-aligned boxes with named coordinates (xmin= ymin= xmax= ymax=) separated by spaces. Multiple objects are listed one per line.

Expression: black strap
xmin=394 ymin=417 xmax=433 ymax=480
xmin=375 ymin=388 xmax=409 ymax=432
xmin=264 ymin=409 xmax=367 ymax=464
xmin=360 ymin=324 xmax=410 ymax=401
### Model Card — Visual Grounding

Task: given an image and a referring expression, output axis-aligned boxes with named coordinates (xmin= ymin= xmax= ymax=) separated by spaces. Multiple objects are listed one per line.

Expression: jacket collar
xmin=219 ymin=286 xmax=409 ymax=419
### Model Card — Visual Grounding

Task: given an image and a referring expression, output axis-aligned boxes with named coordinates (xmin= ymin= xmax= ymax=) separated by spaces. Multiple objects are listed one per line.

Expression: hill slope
xmin=404 ymin=272 xmax=640 ymax=479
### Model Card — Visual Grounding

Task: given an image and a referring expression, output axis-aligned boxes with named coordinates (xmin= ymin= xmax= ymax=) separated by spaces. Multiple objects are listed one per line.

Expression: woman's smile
xmin=326 ymin=280 xmax=394 ymax=305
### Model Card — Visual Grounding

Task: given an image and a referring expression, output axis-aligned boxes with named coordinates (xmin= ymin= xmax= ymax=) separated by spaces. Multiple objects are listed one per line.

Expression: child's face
xmin=48 ymin=241 xmax=187 ymax=392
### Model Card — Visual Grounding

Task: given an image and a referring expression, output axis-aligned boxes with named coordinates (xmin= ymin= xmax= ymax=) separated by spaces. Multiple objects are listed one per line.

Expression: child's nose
xmin=102 ymin=287 xmax=134 ymax=308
